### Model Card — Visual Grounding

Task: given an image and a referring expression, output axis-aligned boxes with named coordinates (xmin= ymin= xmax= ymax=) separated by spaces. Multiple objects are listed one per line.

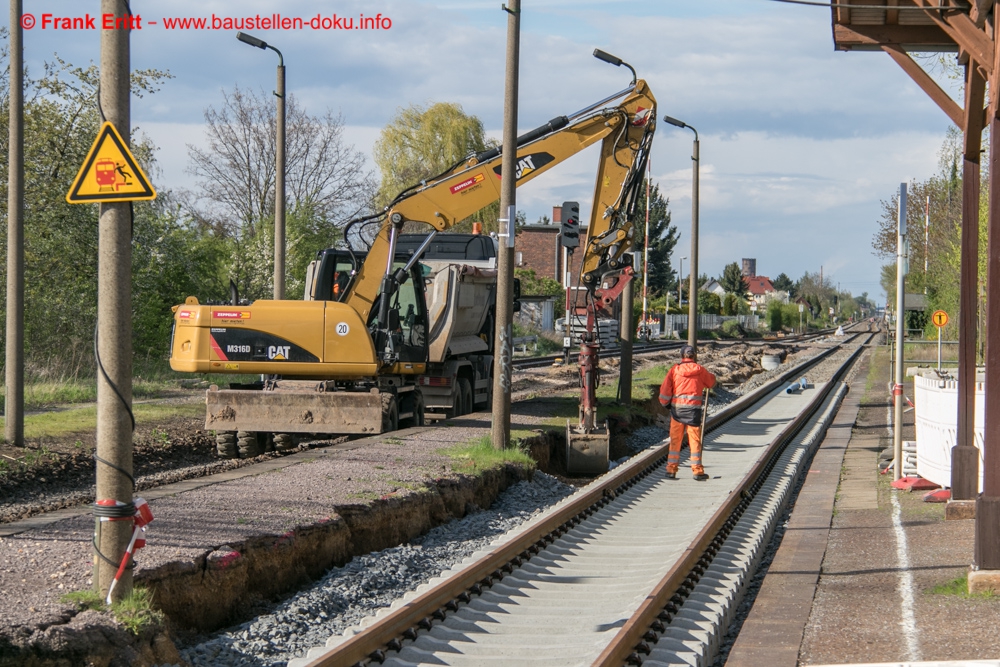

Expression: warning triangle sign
xmin=66 ymin=122 xmax=156 ymax=203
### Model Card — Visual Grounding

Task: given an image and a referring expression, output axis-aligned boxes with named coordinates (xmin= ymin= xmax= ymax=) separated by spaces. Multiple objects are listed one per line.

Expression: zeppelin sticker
xmin=213 ymin=310 xmax=251 ymax=321
xmin=449 ymin=172 xmax=485 ymax=195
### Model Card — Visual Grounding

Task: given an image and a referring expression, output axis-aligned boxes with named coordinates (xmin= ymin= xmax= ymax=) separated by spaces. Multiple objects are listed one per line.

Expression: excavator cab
xmin=368 ymin=260 xmax=429 ymax=365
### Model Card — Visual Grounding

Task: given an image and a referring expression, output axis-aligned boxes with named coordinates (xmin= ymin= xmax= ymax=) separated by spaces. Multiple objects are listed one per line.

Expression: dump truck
xmin=170 ymin=62 xmax=655 ymax=466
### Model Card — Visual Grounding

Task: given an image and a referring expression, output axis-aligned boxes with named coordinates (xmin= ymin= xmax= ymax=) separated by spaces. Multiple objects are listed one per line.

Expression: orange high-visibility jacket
xmin=658 ymin=361 xmax=716 ymax=426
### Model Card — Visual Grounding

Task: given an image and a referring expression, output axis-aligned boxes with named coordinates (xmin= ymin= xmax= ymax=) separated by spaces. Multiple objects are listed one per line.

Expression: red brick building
xmin=514 ymin=205 xmax=586 ymax=290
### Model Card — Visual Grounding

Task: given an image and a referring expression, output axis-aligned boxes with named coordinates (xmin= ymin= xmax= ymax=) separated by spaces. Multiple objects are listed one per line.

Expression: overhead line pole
xmin=94 ymin=0 xmax=135 ymax=601
xmin=491 ymin=0 xmax=520 ymax=450
xmin=6 ymin=0 xmax=25 ymax=447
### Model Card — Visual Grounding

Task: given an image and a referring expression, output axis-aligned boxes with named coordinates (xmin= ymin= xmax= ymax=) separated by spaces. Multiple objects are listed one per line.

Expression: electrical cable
xmin=767 ymin=0 xmax=951 ymax=9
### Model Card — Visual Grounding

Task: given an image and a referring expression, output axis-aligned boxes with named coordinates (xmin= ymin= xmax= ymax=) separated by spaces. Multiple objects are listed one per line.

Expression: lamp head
xmin=593 ymin=49 xmax=623 ymax=67
xmin=237 ymin=32 xmax=267 ymax=49
xmin=662 ymin=115 xmax=687 ymax=129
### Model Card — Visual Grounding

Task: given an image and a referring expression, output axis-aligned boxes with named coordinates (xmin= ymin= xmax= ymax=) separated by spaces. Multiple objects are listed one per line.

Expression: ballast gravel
xmin=174 ymin=472 xmax=575 ymax=667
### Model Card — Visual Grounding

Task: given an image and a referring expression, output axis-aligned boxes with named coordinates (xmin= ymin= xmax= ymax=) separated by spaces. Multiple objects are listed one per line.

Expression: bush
xmin=768 ymin=304 xmax=784 ymax=332
xmin=720 ymin=319 xmax=746 ymax=338
xmin=721 ymin=293 xmax=738 ymax=316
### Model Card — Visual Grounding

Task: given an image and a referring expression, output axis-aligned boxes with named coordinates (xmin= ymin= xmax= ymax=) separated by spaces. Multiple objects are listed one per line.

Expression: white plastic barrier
xmin=914 ymin=374 xmax=985 ymax=491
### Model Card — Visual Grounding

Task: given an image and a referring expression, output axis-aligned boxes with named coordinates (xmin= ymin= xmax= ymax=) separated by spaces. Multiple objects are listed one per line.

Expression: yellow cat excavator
xmin=170 ymin=54 xmax=655 ymax=467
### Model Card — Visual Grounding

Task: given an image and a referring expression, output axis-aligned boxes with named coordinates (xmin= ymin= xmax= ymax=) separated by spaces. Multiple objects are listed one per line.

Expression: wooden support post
xmin=975 ymin=20 xmax=1000 ymax=573
xmin=953 ymin=63 xmax=984 ymax=503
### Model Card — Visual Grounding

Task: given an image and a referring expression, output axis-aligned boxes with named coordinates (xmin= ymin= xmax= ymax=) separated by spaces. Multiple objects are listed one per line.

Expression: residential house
xmin=745 ymin=275 xmax=786 ymax=311
xmin=701 ymin=279 xmax=726 ymax=297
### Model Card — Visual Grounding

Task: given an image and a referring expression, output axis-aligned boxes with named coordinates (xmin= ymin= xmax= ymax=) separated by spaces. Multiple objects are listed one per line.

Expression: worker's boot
xmin=692 ymin=464 xmax=709 ymax=481
xmin=665 ymin=464 xmax=678 ymax=480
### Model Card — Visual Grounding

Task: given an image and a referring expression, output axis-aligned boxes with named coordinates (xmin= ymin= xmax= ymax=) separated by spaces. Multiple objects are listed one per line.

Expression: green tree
xmin=373 ymin=102 xmax=492 ymax=208
xmin=632 ymin=181 xmax=679 ymax=298
xmin=0 ymin=51 xmax=188 ymax=378
xmin=698 ymin=291 xmax=721 ymax=315
xmin=719 ymin=262 xmax=748 ymax=298
xmin=772 ymin=272 xmax=794 ymax=297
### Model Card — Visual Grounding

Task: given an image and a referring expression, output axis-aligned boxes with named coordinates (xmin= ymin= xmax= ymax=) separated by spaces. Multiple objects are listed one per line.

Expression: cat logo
xmin=268 ymin=345 xmax=292 ymax=360
xmin=492 ymin=152 xmax=554 ymax=181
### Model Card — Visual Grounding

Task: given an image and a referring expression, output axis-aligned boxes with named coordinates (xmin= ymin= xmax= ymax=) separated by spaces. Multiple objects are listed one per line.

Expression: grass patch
xmin=928 ymin=574 xmax=997 ymax=598
xmin=440 ymin=434 xmax=535 ymax=472
xmin=112 ymin=587 xmax=165 ymax=634
xmin=1 ymin=402 xmax=204 ymax=442
xmin=61 ymin=586 xmax=164 ymax=635
xmin=60 ymin=589 xmax=104 ymax=611
xmin=597 ymin=363 xmax=668 ymax=403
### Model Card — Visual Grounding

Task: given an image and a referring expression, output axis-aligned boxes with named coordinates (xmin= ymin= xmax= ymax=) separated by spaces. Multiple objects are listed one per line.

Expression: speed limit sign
xmin=931 ymin=310 xmax=949 ymax=328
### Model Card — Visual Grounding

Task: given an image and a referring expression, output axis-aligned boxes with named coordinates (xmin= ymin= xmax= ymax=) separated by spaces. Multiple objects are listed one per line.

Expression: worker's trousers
xmin=667 ymin=418 xmax=705 ymax=476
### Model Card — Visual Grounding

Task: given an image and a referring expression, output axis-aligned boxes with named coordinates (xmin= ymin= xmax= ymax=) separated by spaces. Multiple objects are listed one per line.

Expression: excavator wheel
xmin=381 ymin=394 xmax=399 ymax=433
xmin=215 ymin=431 xmax=237 ymax=458
xmin=237 ymin=431 xmax=265 ymax=458
xmin=273 ymin=433 xmax=297 ymax=452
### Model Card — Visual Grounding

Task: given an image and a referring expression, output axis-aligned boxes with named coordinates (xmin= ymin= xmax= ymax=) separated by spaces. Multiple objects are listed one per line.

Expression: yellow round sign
xmin=932 ymin=310 xmax=949 ymax=328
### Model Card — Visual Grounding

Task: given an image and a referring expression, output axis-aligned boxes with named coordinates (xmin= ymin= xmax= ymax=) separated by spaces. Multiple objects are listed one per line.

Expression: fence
xmin=661 ymin=314 xmax=759 ymax=335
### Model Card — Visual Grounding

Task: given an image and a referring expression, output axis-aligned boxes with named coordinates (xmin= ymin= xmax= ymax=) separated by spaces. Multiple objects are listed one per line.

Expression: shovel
xmin=700 ymin=387 xmax=710 ymax=434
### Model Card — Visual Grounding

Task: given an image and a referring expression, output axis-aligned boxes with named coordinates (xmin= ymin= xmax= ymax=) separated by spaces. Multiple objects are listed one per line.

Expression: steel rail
xmin=594 ymin=336 xmax=870 ymax=666
xmin=300 ymin=328 xmax=874 ymax=667
xmin=511 ymin=325 xmax=847 ymax=370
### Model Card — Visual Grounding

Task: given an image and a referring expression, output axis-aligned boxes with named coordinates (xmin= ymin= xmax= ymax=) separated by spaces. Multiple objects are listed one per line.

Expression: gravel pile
xmin=174 ymin=473 xmax=575 ymax=667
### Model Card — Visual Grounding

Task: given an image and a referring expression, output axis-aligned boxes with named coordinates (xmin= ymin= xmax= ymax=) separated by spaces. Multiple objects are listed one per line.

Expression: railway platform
xmin=727 ymin=345 xmax=1000 ymax=666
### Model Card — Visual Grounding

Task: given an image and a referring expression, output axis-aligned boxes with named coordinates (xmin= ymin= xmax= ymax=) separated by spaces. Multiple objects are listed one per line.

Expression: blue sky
xmin=3 ymin=0 xmax=962 ymax=302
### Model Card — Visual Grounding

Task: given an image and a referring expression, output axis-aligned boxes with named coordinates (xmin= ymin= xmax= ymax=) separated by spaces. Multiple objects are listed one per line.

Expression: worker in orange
xmin=658 ymin=345 xmax=716 ymax=481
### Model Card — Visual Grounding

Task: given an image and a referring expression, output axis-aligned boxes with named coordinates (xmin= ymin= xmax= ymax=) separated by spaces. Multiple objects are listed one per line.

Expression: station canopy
xmin=832 ymin=0 xmax=966 ymax=52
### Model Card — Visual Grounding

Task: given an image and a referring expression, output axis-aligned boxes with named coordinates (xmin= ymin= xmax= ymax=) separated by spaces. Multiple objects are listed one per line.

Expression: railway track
xmin=290 ymin=325 xmax=876 ymax=667
xmin=511 ymin=326 xmax=846 ymax=370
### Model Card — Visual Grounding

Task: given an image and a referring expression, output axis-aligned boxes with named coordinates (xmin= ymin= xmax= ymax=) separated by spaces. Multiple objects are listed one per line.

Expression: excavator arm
xmin=343 ymin=80 xmax=657 ymax=332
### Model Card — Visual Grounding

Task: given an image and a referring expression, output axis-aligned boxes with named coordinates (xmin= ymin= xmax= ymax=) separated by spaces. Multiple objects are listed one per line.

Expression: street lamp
xmin=237 ymin=31 xmax=286 ymax=300
xmin=663 ymin=115 xmax=700 ymax=352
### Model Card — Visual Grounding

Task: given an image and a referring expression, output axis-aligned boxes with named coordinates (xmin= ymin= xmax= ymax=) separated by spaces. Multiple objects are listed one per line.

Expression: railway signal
xmin=560 ymin=201 xmax=580 ymax=248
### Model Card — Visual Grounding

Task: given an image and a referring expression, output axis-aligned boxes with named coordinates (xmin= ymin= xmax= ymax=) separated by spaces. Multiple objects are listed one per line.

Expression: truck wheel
xmin=215 ymin=432 xmax=237 ymax=458
xmin=273 ymin=433 xmax=297 ymax=451
xmin=381 ymin=394 xmax=399 ymax=433
xmin=401 ymin=391 xmax=425 ymax=428
xmin=458 ymin=378 xmax=473 ymax=416
xmin=237 ymin=431 xmax=264 ymax=458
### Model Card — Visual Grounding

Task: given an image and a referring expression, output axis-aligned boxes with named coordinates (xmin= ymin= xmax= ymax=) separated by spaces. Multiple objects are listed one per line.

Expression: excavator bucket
xmin=565 ymin=420 xmax=610 ymax=475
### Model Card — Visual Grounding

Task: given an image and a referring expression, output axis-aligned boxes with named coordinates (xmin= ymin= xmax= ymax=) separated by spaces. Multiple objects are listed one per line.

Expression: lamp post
xmin=237 ymin=31 xmax=286 ymax=300
xmin=663 ymin=115 xmax=700 ymax=351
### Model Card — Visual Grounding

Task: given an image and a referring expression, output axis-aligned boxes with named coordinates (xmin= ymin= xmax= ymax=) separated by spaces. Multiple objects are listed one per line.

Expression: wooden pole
xmin=952 ymin=63 xmax=984 ymax=502
xmin=975 ymin=24 xmax=1000 ymax=570
xmin=94 ymin=0 xmax=134 ymax=601
xmin=490 ymin=0 xmax=520 ymax=450
xmin=5 ymin=0 xmax=25 ymax=447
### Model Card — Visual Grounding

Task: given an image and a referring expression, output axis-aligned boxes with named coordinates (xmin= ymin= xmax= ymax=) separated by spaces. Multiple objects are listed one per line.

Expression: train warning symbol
xmin=931 ymin=310 xmax=949 ymax=328
xmin=66 ymin=122 xmax=156 ymax=203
